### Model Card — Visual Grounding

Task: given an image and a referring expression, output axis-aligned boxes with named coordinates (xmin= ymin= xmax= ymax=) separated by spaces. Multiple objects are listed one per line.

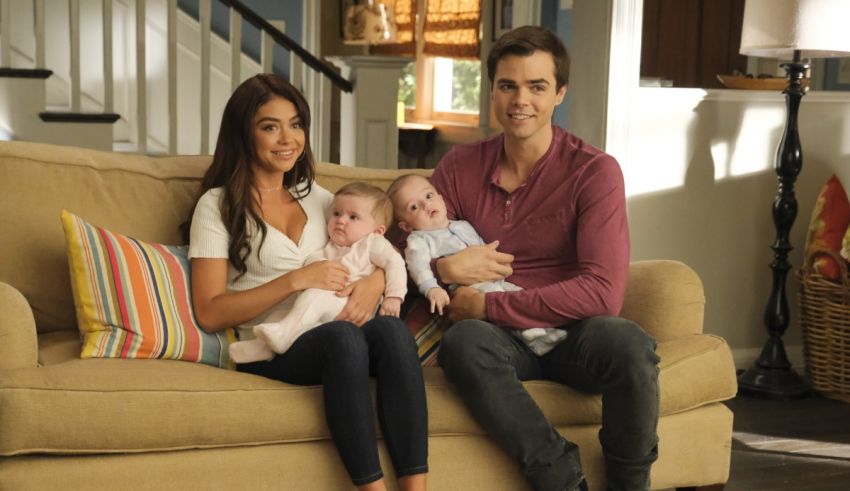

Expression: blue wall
xmin=178 ymin=0 xmax=303 ymax=77
xmin=541 ymin=0 xmax=572 ymax=129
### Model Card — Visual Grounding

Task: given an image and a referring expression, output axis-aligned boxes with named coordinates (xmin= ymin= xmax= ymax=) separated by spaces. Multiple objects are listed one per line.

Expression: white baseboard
xmin=731 ymin=344 xmax=805 ymax=372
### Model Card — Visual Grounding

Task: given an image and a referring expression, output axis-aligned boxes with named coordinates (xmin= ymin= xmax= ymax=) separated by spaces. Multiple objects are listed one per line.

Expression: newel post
xmin=328 ymin=56 xmax=411 ymax=169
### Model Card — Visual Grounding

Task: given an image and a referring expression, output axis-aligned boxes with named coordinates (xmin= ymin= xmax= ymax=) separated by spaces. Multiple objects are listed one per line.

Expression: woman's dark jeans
xmin=237 ymin=316 xmax=429 ymax=486
xmin=438 ymin=316 xmax=659 ymax=491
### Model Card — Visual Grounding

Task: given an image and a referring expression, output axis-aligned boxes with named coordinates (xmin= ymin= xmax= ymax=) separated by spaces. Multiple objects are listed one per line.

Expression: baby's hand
xmin=379 ymin=297 xmax=402 ymax=317
xmin=427 ymin=287 xmax=450 ymax=315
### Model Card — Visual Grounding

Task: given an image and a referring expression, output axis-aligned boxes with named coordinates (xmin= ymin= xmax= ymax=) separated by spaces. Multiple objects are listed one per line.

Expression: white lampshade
xmin=343 ymin=2 xmax=397 ymax=45
xmin=740 ymin=0 xmax=850 ymax=58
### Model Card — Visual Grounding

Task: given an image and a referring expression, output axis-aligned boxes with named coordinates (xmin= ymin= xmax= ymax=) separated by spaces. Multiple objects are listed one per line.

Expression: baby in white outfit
xmin=229 ymin=182 xmax=406 ymax=363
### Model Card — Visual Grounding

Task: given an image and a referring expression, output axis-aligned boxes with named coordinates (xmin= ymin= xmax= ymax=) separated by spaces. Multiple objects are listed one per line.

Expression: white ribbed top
xmin=188 ymin=184 xmax=333 ymax=339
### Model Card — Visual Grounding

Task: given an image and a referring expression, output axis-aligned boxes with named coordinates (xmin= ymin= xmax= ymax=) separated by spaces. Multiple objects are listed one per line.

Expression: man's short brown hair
xmin=334 ymin=182 xmax=394 ymax=228
xmin=487 ymin=25 xmax=570 ymax=92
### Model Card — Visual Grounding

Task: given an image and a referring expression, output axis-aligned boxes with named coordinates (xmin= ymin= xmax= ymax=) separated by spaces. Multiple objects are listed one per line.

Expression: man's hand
xmin=335 ymin=269 xmax=385 ymax=326
xmin=379 ymin=297 xmax=402 ymax=317
xmin=427 ymin=287 xmax=450 ymax=315
xmin=436 ymin=241 xmax=513 ymax=286
xmin=448 ymin=286 xmax=486 ymax=323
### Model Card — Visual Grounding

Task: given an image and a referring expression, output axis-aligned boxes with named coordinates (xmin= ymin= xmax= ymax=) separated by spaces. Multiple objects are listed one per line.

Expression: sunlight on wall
xmin=708 ymin=105 xmax=785 ymax=180
xmin=624 ymin=88 xmax=788 ymax=198
xmin=710 ymin=141 xmax=730 ymax=180
xmin=623 ymin=88 xmax=703 ymax=198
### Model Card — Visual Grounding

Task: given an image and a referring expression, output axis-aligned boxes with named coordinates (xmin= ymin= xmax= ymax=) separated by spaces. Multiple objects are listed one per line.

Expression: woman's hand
xmin=290 ymin=260 xmax=349 ymax=292
xmin=436 ymin=241 xmax=514 ymax=286
xmin=335 ymin=269 xmax=385 ymax=326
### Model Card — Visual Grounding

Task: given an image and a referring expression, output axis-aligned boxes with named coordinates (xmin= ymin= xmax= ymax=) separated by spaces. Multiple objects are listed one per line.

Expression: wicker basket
xmin=798 ymin=248 xmax=850 ymax=402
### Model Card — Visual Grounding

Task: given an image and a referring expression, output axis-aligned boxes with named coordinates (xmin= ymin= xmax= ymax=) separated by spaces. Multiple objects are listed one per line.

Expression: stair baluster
xmin=136 ymin=0 xmax=147 ymax=154
xmin=70 ymin=0 xmax=81 ymax=112
xmin=0 ymin=0 xmax=352 ymax=159
xmin=167 ymin=0 xmax=177 ymax=154
xmin=1 ymin=0 xmax=10 ymax=67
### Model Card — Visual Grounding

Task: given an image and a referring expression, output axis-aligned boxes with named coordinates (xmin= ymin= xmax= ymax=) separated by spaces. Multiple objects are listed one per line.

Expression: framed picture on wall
xmin=823 ymin=58 xmax=850 ymax=91
xmin=493 ymin=0 xmax=513 ymax=40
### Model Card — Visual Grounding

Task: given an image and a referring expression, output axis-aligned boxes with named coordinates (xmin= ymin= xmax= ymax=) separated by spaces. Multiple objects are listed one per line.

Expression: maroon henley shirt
xmin=430 ymin=125 xmax=629 ymax=330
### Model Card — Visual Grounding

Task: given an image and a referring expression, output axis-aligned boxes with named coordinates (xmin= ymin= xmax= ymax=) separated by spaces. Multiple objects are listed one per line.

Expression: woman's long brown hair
xmin=184 ymin=74 xmax=316 ymax=280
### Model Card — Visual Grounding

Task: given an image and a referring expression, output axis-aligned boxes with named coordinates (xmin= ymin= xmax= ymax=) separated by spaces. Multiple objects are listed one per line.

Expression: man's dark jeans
xmin=438 ymin=316 xmax=659 ymax=491
xmin=238 ymin=316 xmax=429 ymax=486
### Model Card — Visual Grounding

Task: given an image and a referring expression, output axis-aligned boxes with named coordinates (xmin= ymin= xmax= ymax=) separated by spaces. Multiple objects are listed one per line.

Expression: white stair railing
xmin=223 ymin=0 xmax=353 ymax=162
xmin=228 ymin=7 xmax=241 ymax=93
xmin=102 ymin=0 xmax=114 ymax=113
xmin=0 ymin=0 xmax=351 ymax=157
xmin=136 ymin=0 xmax=147 ymax=153
xmin=0 ymin=0 xmax=10 ymax=67
xmin=34 ymin=0 xmax=45 ymax=69
xmin=167 ymin=0 xmax=177 ymax=153
xmin=69 ymin=0 xmax=81 ymax=112
xmin=199 ymin=0 xmax=211 ymax=155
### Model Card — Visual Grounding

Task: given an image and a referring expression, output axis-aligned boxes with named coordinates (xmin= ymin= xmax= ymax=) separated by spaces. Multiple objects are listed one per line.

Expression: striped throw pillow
xmin=61 ymin=211 xmax=235 ymax=368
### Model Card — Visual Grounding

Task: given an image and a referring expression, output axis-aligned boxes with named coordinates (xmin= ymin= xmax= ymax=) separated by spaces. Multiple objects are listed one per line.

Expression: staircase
xmin=0 ymin=0 xmax=349 ymax=160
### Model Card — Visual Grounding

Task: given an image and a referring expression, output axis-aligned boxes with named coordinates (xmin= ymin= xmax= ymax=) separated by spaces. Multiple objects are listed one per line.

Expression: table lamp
xmin=737 ymin=0 xmax=850 ymax=398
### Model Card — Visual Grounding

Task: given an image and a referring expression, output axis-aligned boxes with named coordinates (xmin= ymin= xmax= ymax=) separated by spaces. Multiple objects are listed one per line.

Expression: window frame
xmin=405 ymin=0 xmax=490 ymax=128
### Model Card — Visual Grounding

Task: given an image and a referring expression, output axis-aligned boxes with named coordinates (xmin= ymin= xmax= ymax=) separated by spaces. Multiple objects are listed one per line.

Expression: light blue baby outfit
xmin=405 ymin=220 xmax=566 ymax=355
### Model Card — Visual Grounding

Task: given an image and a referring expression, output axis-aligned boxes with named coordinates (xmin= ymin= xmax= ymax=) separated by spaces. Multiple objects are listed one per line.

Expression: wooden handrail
xmin=220 ymin=0 xmax=353 ymax=93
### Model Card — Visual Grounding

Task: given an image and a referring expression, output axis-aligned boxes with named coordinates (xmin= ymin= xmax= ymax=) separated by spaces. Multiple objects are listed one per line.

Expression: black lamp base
xmin=740 ymin=51 xmax=811 ymax=401
xmin=738 ymin=365 xmax=810 ymax=400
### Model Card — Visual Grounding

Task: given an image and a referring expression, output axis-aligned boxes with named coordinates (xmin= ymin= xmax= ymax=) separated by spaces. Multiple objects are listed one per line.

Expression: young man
xmin=431 ymin=26 xmax=660 ymax=491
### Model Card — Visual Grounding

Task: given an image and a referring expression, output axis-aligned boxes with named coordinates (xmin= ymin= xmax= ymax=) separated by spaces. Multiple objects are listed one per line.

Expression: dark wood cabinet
xmin=641 ymin=0 xmax=748 ymax=88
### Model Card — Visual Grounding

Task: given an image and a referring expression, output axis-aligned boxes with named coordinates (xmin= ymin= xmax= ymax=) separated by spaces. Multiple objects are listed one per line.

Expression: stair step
xmin=0 ymin=67 xmax=52 ymax=79
xmin=39 ymin=112 xmax=121 ymax=124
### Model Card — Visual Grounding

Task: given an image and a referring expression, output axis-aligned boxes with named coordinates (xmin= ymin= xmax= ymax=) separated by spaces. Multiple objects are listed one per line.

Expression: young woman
xmin=187 ymin=74 xmax=428 ymax=491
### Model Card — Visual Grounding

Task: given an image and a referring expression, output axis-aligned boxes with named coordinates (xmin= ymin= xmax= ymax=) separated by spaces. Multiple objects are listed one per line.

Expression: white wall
xmin=569 ymin=0 xmax=850 ymax=368
xmin=624 ymin=89 xmax=850 ymax=366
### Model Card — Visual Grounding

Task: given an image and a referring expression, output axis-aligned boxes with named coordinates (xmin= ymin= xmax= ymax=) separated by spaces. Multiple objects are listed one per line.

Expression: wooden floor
xmin=722 ymin=392 xmax=850 ymax=490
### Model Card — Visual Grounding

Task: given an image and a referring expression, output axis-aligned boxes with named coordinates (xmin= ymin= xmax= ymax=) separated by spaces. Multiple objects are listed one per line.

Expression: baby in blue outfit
xmin=388 ymin=174 xmax=566 ymax=355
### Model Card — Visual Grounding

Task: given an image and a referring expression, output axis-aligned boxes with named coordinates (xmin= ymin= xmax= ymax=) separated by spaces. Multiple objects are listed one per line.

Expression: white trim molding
xmin=605 ymin=0 xmax=642 ymax=160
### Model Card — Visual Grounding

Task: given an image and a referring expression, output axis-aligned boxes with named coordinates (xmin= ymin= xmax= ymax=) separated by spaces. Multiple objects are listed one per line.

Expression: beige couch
xmin=0 ymin=141 xmax=737 ymax=490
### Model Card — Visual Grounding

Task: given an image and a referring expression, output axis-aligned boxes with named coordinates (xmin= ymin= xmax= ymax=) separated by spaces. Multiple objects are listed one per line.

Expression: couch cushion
xmin=0 ymin=142 xmax=211 ymax=334
xmin=0 ymin=331 xmax=736 ymax=456
xmin=621 ymin=260 xmax=705 ymax=342
xmin=0 ymin=140 xmax=428 ymax=336
xmin=61 ymin=211 xmax=235 ymax=368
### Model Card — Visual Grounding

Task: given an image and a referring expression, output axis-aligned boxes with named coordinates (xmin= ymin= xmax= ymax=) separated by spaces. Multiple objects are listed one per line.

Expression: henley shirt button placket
xmin=504 ymin=197 xmax=512 ymax=223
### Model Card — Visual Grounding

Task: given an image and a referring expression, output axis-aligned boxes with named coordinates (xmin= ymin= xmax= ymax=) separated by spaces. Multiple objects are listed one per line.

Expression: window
xmin=399 ymin=57 xmax=481 ymax=124
xmin=377 ymin=0 xmax=483 ymax=125
xmin=399 ymin=62 xmax=416 ymax=107
xmin=433 ymin=58 xmax=480 ymax=113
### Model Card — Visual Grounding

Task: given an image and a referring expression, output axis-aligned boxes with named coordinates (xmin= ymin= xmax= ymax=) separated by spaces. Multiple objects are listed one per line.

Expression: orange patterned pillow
xmin=805 ymin=175 xmax=850 ymax=280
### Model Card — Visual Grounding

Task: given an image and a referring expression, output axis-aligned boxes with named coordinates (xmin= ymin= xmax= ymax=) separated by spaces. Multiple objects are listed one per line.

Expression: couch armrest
xmin=0 ymin=282 xmax=39 ymax=369
xmin=620 ymin=260 xmax=705 ymax=342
